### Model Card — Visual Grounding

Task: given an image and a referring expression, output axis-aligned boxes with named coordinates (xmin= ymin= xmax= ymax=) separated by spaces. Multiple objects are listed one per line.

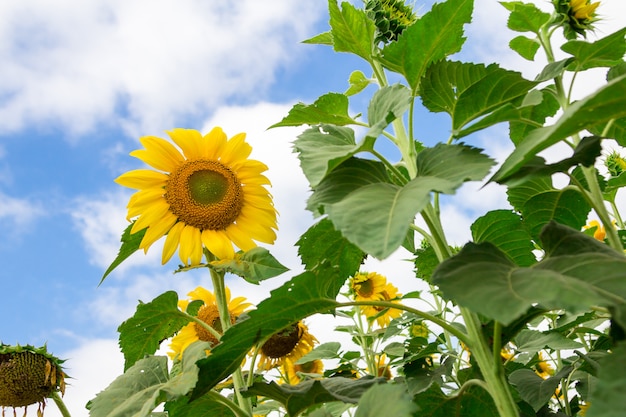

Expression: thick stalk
xmin=207 ymin=253 xmax=252 ymax=416
xmin=51 ymin=391 xmax=72 ymax=417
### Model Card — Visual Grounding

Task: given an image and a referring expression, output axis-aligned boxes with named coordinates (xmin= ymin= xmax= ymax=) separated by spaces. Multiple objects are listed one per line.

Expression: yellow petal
xmin=179 ymin=225 xmax=203 ymax=265
xmin=204 ymin=127 xmax=228 ymax=160
xmin=235 ymin=160 xmax=270 ymax=181
xmin=132 ymin=201 xmax=172 ymax=234
xmin=115 ymin=169 xmax=167 ymax=189
xmin=162 ymin=221 xmax=185 ymax=264
xmin=201 ymin=229 xmax=235 ymax=259
xmin=130 ymin=136 xmax=184 ymax=172
xmin=167 ymin=128 xmax=204 ymax=160
xmin=187 ymin=286 xmax=216 ymax=305
xmin=220 ymin=133 xmax=252 ymax=166
xmin=225 ymin=224 xmax=257 ymax=251
xmin=140 ymin=211 xmax=177 ymax=251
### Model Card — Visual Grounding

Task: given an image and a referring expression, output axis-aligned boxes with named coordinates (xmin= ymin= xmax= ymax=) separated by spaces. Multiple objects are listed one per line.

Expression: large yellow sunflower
xmin=169 ymin=286 xmax=251 ymax=360
xmin=257 ymin=322 xmax=317 ymax=370
xmin=115 ymin=127 xmax=278 ymax=265
xmin=349 ymin=272 xmax=403 ymax=327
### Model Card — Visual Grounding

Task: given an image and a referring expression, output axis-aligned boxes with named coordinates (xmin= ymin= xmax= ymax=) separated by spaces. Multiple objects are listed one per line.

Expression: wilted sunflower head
xmin=168 ymin=286 xmax=252 ymax=360
xmin=115 ymin=127 xmax=278 ymax=266
xmin=365 ymin=0 xmax=418 ymax=43
xmin=0 ymin=344 xmax=66 ymax=412
xmin=258 ymin=322 xmax=317 ymax=370
xmin=553 ymin=0 xmax=600 ymax=39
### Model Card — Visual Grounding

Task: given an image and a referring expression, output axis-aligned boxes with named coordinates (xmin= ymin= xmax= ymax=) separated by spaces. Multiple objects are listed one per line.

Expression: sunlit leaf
xmin=471 ymin=210 xmax=536 ymax=267
xmin=381 ymin=0 xmax=473 ymax=92
xmin=295 ymin=342 xmax=342 ymax=364
xmin=534 ymin=58 xmax=576 ymax=82
xmin=415 ymin=143 xmax=495 ymax=183
xmin=328 ymin=0 xmax=375 ymax=62
xmin=513 ymin=329 xmax=584 ymax=354
xmin=270 ymin=93 xmax=356 ymax=129
xmin=354 ymin=383 xmax=417 ymax=417
xmin=562 ymin=28 xmax=626 ymax=71
xmin=366 ymin=84 xmax=412 ymax=139
xmin=509 ymin=88 xmax=560 ymax=144
xmin=501 ymin=2 xmax=551 ymax=34
xmin=244 ymin=377 xmax=383 ymax=416
xmin=303 ymin=31 xmax=333 ymax=46
xmin=118 ymin=291 xmax=191 ymax=371
xmin=345 ymin=70 xmax=371 ymax=96
xmin=510 ymin=35 xmax=540 ymax=61
xmin=209 ymin=247 xmax=289 ymax=284
xmin=100 ymin=222 xmax=146 ymax=285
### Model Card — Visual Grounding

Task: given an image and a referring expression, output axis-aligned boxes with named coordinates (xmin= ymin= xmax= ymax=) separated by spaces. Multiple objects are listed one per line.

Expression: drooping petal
xmin=131 ymin=202 xmax=172 ymax=234
xmin=225 ymin=224 xmax=257 ymax=252
xmin=115 ymin=169 xmax=168 ymax=189
xmin=162 ymin=221 xmax=185 ymax=264
xmin=201 ymin=229 xmax=235 ymax=260
xmin=179 ymin=225 xmax=203 ymax=265
xmin=139 ymin=211 xmax=178 ymax=251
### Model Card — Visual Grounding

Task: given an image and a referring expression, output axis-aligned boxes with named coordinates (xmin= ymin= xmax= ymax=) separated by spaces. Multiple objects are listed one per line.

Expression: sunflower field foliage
xmin=81 ymin=0 xmax=626 ymax=416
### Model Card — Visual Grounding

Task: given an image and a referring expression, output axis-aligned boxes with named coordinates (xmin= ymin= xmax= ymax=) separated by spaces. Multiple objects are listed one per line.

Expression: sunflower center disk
xmin=261 ymin=324 xmax=302 ymax=359
xmin=194 ymin=304 xmax=234 ymax=346
xmin=165 ymin=160 xmax=244 ymax=230
xmin=356 ymin=279 xmax=374 ymax=297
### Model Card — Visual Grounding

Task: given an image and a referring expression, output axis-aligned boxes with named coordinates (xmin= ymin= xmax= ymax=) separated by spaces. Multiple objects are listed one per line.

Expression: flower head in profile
xmin=281 ymin=358 xmax=324 ymax=385
xmin=368 ymin=353 xmax=393 ymax=379
xmin=554 ymin=0 xmax=600 ymax=39
xmin=0 ymin=344 xmax=66 ymax=415
xmin=169 ymin=286 xmax=251 ymax=360
xmin=349 ymin=272 xmax=403 ymax=327
xmin=116 ymin=127 xmax=278 ymax=265
xmin=583 ymin=220 xmax=607 ymax=241
xmin=534 ymin=352 xmax=555 ymax=379
xmin=605 ymin=150 xmax=626 ymax=177
xmin=258 ymin=322 xmax=317 ymax=370
xmin=365 ymin=0 xmax=418 ymax=44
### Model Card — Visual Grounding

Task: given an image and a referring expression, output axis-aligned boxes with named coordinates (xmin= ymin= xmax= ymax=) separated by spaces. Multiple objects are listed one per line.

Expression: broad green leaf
xmin=328 ymin=0 xmax=376 ymax=62
xmin=510 ymin=35 xmax=540 ymax=61
xmin=380 ymin=0 xmax=473 ymax=93
xmin=534 ymin=58 xmax=576 ymax=82
xmin=414 ymin=243 xmax=439 ymax=282
xmin=562 ymin=28 xmax=626 ymax=71
xmin=471 ymin=210 xmax=536 ymax=267
xmin=296 ymin=218 xmax=365 ymax=279
xmin=433 ymin=222 xmax=626 ymax=326
xmin=506 ymin=175 xmax=552 ymax=213
xmin=502 ymin=2 xmax=551 ymax=34
xmin=209 ymin=247 xmax=289 ymax=284
xmin=354 ymin=383 xmax=417 ymax=417
xmin=491 ymin=73 xmax=626 ymax=184
xmin=192 ymin=227 xmax=363 ymax=398
xmin=302 ymin=31 xmax=333 ymax=46
xmin=118 ymin=291 xmax=191 ymax=371
xmin=509 ymin=366 xmax=572 ymax=412
xmin=522 ymin=188 xmax=590 ymax=242
xmin=100 ymin=222 xmax=147 ymax=285
xmin=590 ymin=116 xmax=626 ymax=147
xmin=270 ymin=93 xmax=356 ymax=129
xmin=307 ymin=158 xmax=391 ymax=215
xmin=295 ymin=342 xmax=341 ymax=364
xmin=587 ymin=343 xmax=626 ymax=417
xmin=164 ymin=396 xmax=235 ymax=417
xmin=366 ymin=84 xmax=412 ymax=139
xmin=413 ymin=384 xmax=499 ymax=417
xmin=608 ymin=61 xmax=626 ymax=80
xmin=89 ymin=343 xmax=208 ymax=417
xmin=509 ymin=88 xmax=560 ymax=144
xmin=294 ymin=125 xmax=364 ymax=188
xmin=244 ymin=377 xmax=383 ymax=416
xmin=415 ymin=143 xmax=495 ymax=183
xmin=345 ymin=70 xmax=371 ymax=96
xmin=513 ymin=329 xmax=584 ymax=354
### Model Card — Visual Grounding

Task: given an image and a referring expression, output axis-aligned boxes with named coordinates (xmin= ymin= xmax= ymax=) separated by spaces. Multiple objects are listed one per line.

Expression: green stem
xmin=185 ymin=313 xmax=223 ymax=342
xmin=51 ymin=391 xmax=72 ymax=417
xmin=205 ymin=390 xmax=250 ymax=417
xmin=206 ymin=251 xmax=252 ymax=416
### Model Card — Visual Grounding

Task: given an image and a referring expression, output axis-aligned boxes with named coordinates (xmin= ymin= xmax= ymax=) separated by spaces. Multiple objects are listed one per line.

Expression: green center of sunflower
xmin=261 ymin=324 xmax=302 ymax=359
xmin=194 ymin=304 xmax=235 ymax=346
xmin=165 ymin=160 xmax=244 ymax=231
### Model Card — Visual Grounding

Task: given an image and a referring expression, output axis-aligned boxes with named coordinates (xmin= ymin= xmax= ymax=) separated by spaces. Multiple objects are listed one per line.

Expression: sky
xmin=1 ymin=0 xmax=625 ymax=415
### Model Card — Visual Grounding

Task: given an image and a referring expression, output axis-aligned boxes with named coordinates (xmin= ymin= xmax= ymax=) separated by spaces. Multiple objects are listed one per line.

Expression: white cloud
xmin=0 ymin=0 xmax=324 ymax=138
xmin=0 ymin=191 xmax=43 ymax=238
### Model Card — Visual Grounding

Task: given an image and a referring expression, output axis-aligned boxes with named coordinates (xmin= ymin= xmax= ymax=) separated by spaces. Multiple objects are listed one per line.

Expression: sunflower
xmin=0 ymin=344 xmax=66 ymax=415
xmin=553 ymin=0 xmax=600 ymax=38
xmin=281 ymin=357 xmax=324 ymax=385
xmin=350 ymin=272 xmax=403 ymax=327
xmin=368 ymin=353 xmax=392 ymax=379
xmin=115 ymin=127 xmax=278 ymax=265
xmin=257 ymin=322 xmax=317 ymax=370
xmin=169 ymin=286 xmax=251 ymax=360
xmin=534 ymin=352 xmax=555 ymax=379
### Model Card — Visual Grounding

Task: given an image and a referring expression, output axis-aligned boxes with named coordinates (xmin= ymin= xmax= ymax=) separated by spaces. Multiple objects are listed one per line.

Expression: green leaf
xmin=509 ymin=366 xmax=572 ymax=412
xmin=510 ymin=35 xmax=540 ymax=61
xmin=89 ymin=343 xmax=209 ymax=417
xmin=366 ymin=84 xmax=412 ymax=139
xmin=294 ymin=125 xmax=363 ymax=188
xmin=509 ymin=88 xmax=560 ymax=144
xmin=354 ymin=383 xmax=417 ymax=417
xmin=100 ymin=222 xmax=146 ymax=285
xmin=192 ymin=227 xmax=363 ymax=399
xmin=502 ymin=2 xmax=551 ymax=34
xmin=118 ymin=291 xmax=192 ymax=371
xmin=381 ymin=0 xmax=473 ymax=93
xmin=244 ymin=377 xmax=383 ymax=417
xmin=303 ymin=31 xmax=333 ymax=46
xmin=587 ymin=343 xmax=626 ymax=417
xmin=562 ymin=28 xmax=626 ymax=71
xmin=506 ymin=175 xmax=552 ymax=213
xmin=209 ymin=247 xmax=289 ymax=284
xmin=270 ymin=93 xmax=356 ymax=129
xmin=413 ymin=384 xmax=499 ymax=417
xmin=328 ymin=0 xmax=376 ymax=62
xmin=295 ymin=342 xmax=341 ymax=364
xmin=513 ymin=329 xmax=584 ymax=354
xmin=164 ymin=396 xmax=235 ymax=417
xmin=415 ymin=143 xmax=495 ymax=183
xmin=470 ymin=210 xmax=536 ymax=267
xmin=491 ymin=73 xmax=626 ymax=184
xmin=296 ymin=218 xmax=365 ymax=279
xmin=414 ymin=243 xmax=439 ymax=282
xmin=345 ymin=70 xmax=371 ymax=96
xmin=534 ymin=58 xmax=576 ymax=82
xmin=433 ymin=222 xmax=626 ymax=326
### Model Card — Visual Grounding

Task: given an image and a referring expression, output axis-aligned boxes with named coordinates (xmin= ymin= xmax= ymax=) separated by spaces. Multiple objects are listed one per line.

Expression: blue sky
xmin=1 ymin=0 xmax=624 ymax=415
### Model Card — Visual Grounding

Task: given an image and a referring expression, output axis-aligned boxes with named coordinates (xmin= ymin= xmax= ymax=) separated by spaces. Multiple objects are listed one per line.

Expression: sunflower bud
xmin=553 ymin=0 xmax=600 ymax=39
xmin=365 ymin=0 xmax=418 ymax=44
xmin=0 ymin=344 xmax=66 ymax=413
xmin=605 ymin=150 xmax=626 ymax=177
